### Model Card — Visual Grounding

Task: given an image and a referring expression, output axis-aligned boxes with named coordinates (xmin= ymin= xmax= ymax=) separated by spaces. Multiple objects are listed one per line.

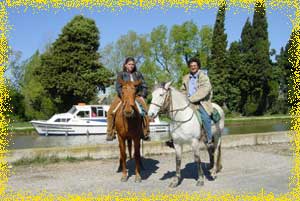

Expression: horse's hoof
xmin=121 ymin=176 xmax=128 ymax=182
xmin=169 ymin=181 xmax=178 ymax=188
xmin=116 ymin=166 xmax=122 ymax=173
xmin=169 ymin=177 xmax=179 ymax=188
xmin=217 ymin=165 xmax=223 ymax=173
xmin=211 ymin=174 xmax=217 ymax=180
xmin=196 ymin=180 xmax=204 ymax=186
xmin=135 ymin=176 xmax=142 ymax=183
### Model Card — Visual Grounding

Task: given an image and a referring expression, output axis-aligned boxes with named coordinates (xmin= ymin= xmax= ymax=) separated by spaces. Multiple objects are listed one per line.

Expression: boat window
xmin=54 ymin=118 xmax=71 ymax=122
xmin=91 ymin=107 xmax=97 ymax=117
xmin=105 ymin=111 xmax=107 ymax=117
xmin=67 ymin=107 xmax=77 ymax=114
xmin=97 ymin=109 xmax=104 ymax=117
xmin=77 ymin=111 xmax=90 ymax=118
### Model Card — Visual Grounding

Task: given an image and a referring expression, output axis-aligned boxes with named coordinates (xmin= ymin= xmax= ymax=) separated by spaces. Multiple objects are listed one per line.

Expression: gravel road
xmin=6 ymin=143 xmax=293 ymax=196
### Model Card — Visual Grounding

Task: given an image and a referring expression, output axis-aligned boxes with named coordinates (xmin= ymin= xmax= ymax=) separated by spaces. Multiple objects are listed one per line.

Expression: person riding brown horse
xmin=106 ymin=57 xmax=150 ymax=141
xmin=114 ymin=78 xmax=144 ymax=182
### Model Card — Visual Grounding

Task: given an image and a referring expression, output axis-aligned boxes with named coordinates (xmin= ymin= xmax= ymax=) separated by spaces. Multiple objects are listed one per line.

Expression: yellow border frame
xmin=0 ymin=0 xmax=299 ymax=200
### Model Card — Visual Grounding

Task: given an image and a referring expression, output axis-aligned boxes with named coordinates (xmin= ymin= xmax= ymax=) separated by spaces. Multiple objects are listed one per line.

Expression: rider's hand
xmin=139 ymin=96 xmax=145 ymax=102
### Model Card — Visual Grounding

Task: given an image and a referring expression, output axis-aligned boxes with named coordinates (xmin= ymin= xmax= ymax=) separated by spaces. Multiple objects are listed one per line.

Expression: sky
xmin=7 ymin=6 xmax=294 ymax=62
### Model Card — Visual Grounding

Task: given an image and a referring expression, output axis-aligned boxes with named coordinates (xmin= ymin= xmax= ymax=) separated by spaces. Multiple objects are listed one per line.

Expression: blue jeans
xmin=199 ymin=106 xmax=212 ymax=143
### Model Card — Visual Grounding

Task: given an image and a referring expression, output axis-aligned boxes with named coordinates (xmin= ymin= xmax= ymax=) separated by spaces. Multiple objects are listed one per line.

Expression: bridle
xmin=150 ymin=87 xmax=194 ymax=126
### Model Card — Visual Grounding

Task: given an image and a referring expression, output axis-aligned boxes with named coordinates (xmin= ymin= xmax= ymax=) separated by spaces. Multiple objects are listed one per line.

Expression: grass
xmin=12 ymin=155 xmax=95 ymax=166
xmin=225 ymin=115 xmax=291 ymax=122
xmin=9 ymin=122 xmax=32 ymax=128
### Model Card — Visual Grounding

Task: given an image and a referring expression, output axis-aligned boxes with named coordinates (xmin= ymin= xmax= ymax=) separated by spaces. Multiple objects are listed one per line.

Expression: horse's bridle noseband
xmin=149 ymin=87 xmax=171 ymax=117
xmin=150 ymin=87 xmax=191 ymax=118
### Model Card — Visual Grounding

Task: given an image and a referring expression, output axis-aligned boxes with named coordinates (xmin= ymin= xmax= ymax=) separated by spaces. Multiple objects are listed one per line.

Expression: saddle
xmin=194 ymin=107 xmax=221 ymax=125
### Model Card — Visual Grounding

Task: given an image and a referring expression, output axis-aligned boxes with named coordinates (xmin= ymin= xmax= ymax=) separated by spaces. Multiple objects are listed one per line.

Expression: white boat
xmin=30 ymin=104 xmax=170 ymax=136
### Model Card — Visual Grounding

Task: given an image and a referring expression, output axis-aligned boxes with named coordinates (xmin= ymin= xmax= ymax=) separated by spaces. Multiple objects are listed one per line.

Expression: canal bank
xmin=5 ymin=131 xmax=292 ymax=163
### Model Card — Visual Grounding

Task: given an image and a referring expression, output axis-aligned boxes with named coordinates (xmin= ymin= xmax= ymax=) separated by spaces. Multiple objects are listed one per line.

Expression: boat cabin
xmin=68 ymin=105 xmax=109 ymax=119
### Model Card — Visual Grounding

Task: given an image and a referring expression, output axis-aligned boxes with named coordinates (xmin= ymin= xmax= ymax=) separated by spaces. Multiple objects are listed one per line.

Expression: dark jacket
xmin=116 ymin=71 xmax=148 ymax=98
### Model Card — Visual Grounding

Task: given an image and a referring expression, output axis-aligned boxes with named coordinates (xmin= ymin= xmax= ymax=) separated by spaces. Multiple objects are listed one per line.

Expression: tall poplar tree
xmin=208 ymin=2 xmax=228 ymax=107
xmin=239 ymin=18 xmax=255 ymax=114
xmin=251 ymin=1 xmax=271 ymax=115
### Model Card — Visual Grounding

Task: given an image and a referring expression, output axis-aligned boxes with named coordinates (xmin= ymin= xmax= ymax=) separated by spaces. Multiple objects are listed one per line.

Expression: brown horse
xmin=114 ymin=78 xmax=143 ymax=182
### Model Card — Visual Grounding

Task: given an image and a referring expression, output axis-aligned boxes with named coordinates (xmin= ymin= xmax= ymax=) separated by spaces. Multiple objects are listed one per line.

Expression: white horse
xmin=148 ymin=81 xmax=225 ymax=187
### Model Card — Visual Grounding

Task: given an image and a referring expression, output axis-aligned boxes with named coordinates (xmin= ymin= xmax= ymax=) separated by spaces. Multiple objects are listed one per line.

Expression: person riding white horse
xmin=148 ymin=80 xmax=224 ymax=187
xmin=182 ymin=57 xmax=214 ymax=146
xmin=165 ymin=57 xmax=214 ymax=148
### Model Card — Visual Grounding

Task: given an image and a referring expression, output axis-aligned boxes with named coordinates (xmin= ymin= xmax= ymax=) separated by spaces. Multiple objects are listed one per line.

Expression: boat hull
xmin=31 ymin=121 xmax=169 ymax=136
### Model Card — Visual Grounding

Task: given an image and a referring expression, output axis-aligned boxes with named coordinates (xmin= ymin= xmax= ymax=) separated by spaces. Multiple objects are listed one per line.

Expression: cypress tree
xmin=239 ymin=18 xmax=255 ymax=115
xmin=285 ymin=30 xmax=300 ymax=108
xmin=251 ymin=1 xmax=271 ymax=115
xmin=208 ymin=2 xmax=228 ymax=107
xmin=226 ymin=41 xmax=242 ymax=112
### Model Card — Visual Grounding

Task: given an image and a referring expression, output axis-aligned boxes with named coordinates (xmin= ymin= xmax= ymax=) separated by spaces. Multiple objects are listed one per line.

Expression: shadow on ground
xmin=116 ymin=157 xmax=160 ymax=180
xmin=160 ymin=162 xmax=214 ymax=186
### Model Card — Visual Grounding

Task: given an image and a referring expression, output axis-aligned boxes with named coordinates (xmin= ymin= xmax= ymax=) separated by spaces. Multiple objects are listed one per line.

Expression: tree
xmin=286 ymin=30 xmax=300 ymax=109
xmin=251 ymin=1 xmax=272 ymax=115
xmin=101 ymin=31 xmax=150 ymax=74
xmin=226 ymin=41 xmax=242 ymax=112
xmin=208 ymin=2 xmax=229 ymax=107
xmin=5 ymin=50 xmax=26 ymax=120
xmin=21 ymin=51 xmax=56 ymax=119
xmin=150 ymin=25 xmax=173 ymax=74
xmin=198 ymin=25 xmax=213 ymax=68
xmin=239 ymin=18 xmax=254 ymax=114
xmin=37 ymin=15 xmax=113 ymax=112
xmin=170 ymin=21 xmax=200 ymax=65
xmin=274 ymin=30 xmax=300 ymax=113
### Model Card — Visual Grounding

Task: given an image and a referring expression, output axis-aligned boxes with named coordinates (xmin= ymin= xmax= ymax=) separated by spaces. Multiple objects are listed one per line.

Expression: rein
xmin=151 ymin=87 xmax=195 ymax=132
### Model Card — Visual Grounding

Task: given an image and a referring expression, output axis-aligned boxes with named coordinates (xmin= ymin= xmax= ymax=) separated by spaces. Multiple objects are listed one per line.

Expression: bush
xmin=244 ymin=102 xmax=258 ymax=116
xmin=269 ymin=99 xmax=289 ymax=114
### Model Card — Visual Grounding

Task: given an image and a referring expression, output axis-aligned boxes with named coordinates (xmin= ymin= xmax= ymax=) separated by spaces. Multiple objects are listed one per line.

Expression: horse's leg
xmin=127 ymin=139 xmax=132 ymax=160
xmin=133 ymin=138 xmax=142 ymax=183
xmin=169 ymin=143 xmax=182 ymax=188
xmin=117 ymin=138 xmax=129 ymax=172
xmin=192 ymin=138 xmax=204 ymax=186
xmin=208 ymin=144 xmax=214 ymax=170
xmin=119 ymin=137 xmax=128 ymax=182
xmin=117 ymin=158 xmax=122 ymax=172
xmin=216 ymin=142 xmax=222 ymax=172
xmin=211 ymin=136 xmax=222 ymax=179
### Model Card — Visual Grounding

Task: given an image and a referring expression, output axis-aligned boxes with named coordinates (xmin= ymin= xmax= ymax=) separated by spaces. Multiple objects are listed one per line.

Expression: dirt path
xmin=6 ymin=143 xmax=293 ymax=196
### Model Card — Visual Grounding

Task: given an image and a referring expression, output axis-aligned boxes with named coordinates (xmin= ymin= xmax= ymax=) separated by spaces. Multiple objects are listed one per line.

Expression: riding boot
xmin=199 ymin=106 xmax=213 ymax=148
xmin=136 ymin=96 xmax=151 ymax=141
xmin=142 ymin=116 xmax=150 ymax=141
xmin=106 ymin=96 xmax=121 ymax=141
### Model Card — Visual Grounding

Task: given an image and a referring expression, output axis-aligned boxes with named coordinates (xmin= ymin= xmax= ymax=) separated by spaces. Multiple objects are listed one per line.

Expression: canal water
xmin=8 ymin=119 xmax=290 ymax=150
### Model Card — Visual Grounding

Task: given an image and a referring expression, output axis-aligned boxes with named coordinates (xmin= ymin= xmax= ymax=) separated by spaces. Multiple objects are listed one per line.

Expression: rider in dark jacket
xmin=106 ymin=57 xmax=150 ymax=141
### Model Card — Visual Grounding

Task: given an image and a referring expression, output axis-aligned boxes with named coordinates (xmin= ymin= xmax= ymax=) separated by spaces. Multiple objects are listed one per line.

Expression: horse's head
xmin=148 ymin=81 xmax=172 ymax=119
xmin=118 ymin=78 xmax=141 ymax=118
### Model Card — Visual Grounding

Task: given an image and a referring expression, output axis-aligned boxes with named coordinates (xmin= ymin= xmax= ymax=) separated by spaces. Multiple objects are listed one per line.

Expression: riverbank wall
xmin=5 ymin=131 xmax=292 ymax=163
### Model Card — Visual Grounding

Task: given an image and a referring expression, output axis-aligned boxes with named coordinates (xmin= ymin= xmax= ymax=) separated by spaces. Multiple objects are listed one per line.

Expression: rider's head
xmin=188 ymin=57 xmax=201 ymax=75
xmin=123 ymin=57 xmax=137 ymax=73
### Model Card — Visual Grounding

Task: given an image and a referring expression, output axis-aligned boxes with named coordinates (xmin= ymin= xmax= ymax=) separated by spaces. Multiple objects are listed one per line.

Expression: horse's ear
xmin=164 ymin=81 xmax=173 ymax=90
xmin=118 ymin=78 xmax=126 ymax=86
xmin=133 ymin=80 xmax=142 ymax=86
